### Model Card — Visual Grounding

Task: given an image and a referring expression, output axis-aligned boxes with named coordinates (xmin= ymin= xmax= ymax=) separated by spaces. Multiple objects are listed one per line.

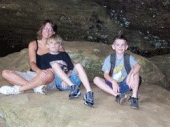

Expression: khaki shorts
xmin=15 ymin=71 xmax=56 ymax=90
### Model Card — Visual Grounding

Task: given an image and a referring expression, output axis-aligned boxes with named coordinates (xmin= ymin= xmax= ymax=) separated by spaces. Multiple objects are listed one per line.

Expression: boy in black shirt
xmin=41 ymin=34 xmax=94 ymax=107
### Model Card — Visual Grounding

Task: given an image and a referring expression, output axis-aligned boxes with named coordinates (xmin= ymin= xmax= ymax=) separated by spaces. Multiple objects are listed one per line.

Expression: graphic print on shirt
xmin=112 ymin=64 xmax=125 ymax=82
xmin=56 ymin=60 xmax=68 ymax=73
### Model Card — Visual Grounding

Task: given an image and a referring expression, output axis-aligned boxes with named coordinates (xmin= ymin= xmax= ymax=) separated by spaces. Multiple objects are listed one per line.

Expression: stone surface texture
xmin=0 ymin=41 xmax=170 ymax=127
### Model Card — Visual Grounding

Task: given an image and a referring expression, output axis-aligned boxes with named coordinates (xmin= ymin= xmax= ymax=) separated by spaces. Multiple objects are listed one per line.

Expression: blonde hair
xmin=47 ymin=34 xmax=63 ymax=45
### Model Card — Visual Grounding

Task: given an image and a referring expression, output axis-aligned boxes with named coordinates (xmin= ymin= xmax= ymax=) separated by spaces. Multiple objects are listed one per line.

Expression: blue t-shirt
xmin=102 ymin=54 xmax=137 ymax=82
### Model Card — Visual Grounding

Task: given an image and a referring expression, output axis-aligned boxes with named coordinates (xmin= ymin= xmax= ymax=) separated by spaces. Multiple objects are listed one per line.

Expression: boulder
xmin=0 ymin=41 xmax=168 ymax=88
xmin=0 ymin=41 xmax=170 ymax=127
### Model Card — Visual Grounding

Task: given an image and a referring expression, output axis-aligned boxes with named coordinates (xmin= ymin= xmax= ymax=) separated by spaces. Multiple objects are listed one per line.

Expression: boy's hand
xmin=112 ymin=83 xmax=120 ymax=94
xmin=61 ymin=81 xmax=68 ymax=89
xmin=126 ymin=74 xmax=135 ymax=89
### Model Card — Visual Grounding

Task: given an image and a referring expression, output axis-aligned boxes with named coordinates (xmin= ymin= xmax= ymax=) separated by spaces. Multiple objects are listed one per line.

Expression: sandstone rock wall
xmin=0 ymin=41 xmax=168 ymax=88
xmin=0 ymin=41 xmax=170 ymax=127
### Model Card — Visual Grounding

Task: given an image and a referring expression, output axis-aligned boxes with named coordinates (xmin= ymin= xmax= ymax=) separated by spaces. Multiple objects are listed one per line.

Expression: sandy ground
xmin=0 ymin=82 xmax=170 ymax=127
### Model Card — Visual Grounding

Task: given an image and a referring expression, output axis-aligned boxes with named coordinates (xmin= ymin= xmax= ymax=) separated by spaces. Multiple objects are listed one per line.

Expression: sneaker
xmin=115 ymin=94 xmax=127 ymax=105
xmin=0 ymin=85 xmax=21 ymax=95
xmin=33 ymin=85 xmax=47 ymax=95
xmin=129 ymin=96 xmax=139 ymax=109
xmin=84 ymin=91 xmax=94 ymax=107
xmin=69 ymin=85 xmax=81 ymax=99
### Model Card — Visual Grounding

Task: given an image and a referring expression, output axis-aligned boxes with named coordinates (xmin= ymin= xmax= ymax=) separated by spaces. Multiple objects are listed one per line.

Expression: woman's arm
xmin=59 ymin=46 xmax=65 ymax=52
xmin=28 ymin=41 xmax=41 ymax=73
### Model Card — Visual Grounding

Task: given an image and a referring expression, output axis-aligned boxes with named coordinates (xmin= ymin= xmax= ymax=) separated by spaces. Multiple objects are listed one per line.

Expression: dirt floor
xmin=0 ymin=83 xmax=170 ymax=127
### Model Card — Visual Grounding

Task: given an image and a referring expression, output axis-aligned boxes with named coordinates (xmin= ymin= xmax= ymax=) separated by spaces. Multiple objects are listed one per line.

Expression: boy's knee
xmin=74 ymin=63 xmax=84 ymax=72
xmin=75 ymin=63 xmax=82 ymax=68
xmin=50 ymin=61 xmax=60 ymax=68
xmin=93 ymin=77 xmax=100 ymax=84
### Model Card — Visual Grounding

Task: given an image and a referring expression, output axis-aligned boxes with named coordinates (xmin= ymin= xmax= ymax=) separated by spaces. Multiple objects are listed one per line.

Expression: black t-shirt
xmin=40 ymin=52 xmax=74 ymax=73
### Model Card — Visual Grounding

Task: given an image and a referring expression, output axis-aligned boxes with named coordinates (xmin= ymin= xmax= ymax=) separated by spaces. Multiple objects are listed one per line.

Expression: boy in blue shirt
xmin=93 ymin=32 xmax=141 ymax=109
xmin=41 ymin=34 xmax=94 ymax=107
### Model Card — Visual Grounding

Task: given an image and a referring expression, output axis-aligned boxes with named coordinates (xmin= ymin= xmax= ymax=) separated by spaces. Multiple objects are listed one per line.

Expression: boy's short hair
xmin=113 ymin=31 xmax=127 ymax=44
xmin=47 ymin=34 xmax=63 ymax=45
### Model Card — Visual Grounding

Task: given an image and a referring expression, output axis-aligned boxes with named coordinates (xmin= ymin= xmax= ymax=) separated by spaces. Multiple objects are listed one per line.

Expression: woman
xmin=0 ymin=19 xmax=64 ymax=95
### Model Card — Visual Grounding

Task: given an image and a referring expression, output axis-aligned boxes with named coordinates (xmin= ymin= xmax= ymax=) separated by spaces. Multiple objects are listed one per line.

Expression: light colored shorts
xmin=15 ymin=71 xmax=56 ymax=90
xmin=55 ymin=69 xmax=81 ymax=91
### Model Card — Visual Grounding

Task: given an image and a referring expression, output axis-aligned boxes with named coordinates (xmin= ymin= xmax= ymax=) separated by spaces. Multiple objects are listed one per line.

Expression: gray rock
xmin=0 ymin=41 xmax=170 ymax=127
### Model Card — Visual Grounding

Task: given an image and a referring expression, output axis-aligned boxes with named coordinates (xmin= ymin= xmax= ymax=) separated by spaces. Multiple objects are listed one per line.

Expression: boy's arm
xmin=104 ymin=70 xmax=120 ymax=94
xmin=126 ymin=63 xmax=141 ymax=88
xmin=130 ymin=63 xmax=141 ymax=76
xmin=104 ymin=70 xmax=115 ymax=83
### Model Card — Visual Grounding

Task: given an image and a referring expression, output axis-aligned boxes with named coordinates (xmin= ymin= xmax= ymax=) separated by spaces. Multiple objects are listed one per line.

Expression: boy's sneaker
xmin=129 ymin=96 xmax=139 ymax=109
xmin=115 ymin=94 xmax=127 ymax=105
xmin=69 ymin=85 xmax=81 ymax=98
xmin=84 ymin=91 xmax=94 ymax=107
xmin=33 ymin=85 xmax=47 ymax=95
xmin=0 ymin=85 xmax=21 ymax=95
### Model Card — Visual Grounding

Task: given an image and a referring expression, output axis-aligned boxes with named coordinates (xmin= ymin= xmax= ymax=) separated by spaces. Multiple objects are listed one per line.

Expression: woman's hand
xmin=37 ymin=69 xmax=54 ymax=83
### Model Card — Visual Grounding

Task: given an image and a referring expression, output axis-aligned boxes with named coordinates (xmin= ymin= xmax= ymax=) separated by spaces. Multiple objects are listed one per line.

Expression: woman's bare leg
xmin=2 ymin=70 xmax=28 ymax=86
xmin=2 ymin=69 xmax=54 ymax=92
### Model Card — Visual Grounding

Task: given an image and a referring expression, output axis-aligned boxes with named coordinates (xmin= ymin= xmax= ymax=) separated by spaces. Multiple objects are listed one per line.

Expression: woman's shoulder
xmin=29 ymin=40 xmax=37 ymax=45
xmin=28 ymin=40 xmax=37 ymax=49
